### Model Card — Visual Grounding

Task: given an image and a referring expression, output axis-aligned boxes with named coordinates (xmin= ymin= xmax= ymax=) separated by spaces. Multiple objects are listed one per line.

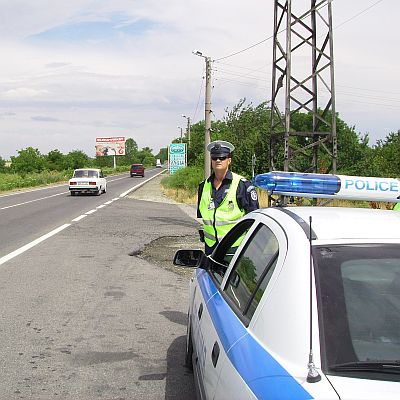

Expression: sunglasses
xmin=211 ymin=156 xmax=228 ymax=161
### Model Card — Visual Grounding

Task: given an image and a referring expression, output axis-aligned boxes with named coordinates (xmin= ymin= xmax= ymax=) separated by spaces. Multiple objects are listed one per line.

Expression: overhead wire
xmin=192 ymin=74 xmax=205 ymax=122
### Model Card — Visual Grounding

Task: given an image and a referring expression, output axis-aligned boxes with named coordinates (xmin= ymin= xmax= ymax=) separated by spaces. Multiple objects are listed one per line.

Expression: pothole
xmin=139 ymin=235 xmax=202 ymax=277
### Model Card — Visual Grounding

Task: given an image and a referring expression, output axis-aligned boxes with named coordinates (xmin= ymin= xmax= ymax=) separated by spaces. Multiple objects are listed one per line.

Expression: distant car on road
xmin=156 ymin=159 xmax=162 ymax=168
xmin=130 ymin=164 xmax=145 ymax=177
xmin=69 ymin=168 xmax=107 ymax=196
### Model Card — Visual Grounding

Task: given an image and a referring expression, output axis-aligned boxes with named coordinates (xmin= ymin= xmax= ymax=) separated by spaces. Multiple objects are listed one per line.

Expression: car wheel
xmin=185 ymin=322 xmax=194 ymax=370
xmin=70 ymin=191 xmax=76 ymax=196
xmin=103 ymin=185 xmax=107 ymax=193
xmin=96 ymin=189 xmax=101 ymax=196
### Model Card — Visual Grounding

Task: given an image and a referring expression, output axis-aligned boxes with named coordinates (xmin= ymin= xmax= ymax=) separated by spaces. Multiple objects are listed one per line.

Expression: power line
xmin=214 ymin=0 xmax=385 ymax=62
xmin=334 ymin=0 xmax=385 ymax=30
xmin=192 ymin=75 xmax=205 ymax=122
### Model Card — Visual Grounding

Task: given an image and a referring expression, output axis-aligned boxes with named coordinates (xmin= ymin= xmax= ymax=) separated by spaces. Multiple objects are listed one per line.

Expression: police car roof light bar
xmin=253 ymin=171 xmax=400 ymax=202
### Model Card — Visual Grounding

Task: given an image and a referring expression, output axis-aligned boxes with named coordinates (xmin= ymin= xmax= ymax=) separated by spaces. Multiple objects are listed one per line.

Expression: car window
xmin=73 ymin=170 xmax=84 ymax=178
xmin=314 ymin=244 xmax=400 ymax=372
xmin=210 ymin=219 xmax=255 ymax=285
xmin=224 ymin=223 xmax=279 ymax=323
xmin=88 ymin=170 xmax=98 ymax=178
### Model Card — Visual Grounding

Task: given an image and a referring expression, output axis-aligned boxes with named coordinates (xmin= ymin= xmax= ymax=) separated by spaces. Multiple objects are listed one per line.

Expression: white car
xmin=69 ymin=168 xmax=107 ymax=196
xmin=174 ymin=172 xmax=400 ymax=400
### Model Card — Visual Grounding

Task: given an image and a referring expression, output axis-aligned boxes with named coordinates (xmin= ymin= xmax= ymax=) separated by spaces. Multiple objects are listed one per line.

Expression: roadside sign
xmin=168 ymin=143 xmax=186 ymax=174
xmin=95 ymin=137 xmax=126 ymax=156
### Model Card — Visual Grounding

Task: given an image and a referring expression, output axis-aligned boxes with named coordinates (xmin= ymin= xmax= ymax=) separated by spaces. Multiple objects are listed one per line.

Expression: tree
xmin=125 ymin=138 xmax=139 ymax=163
xmin=137 ymin=147 xmax=155 ymax=166
xmin=45 ymin=149 xmax=65 ymax=171
xmin=64 ymin=150 xmax=90 ymax=170
xmin=0 ymin=156 xmax=6 ymax=172
xmin=11 ymin=147 xmax=45 ymax=173
xmin=370 ymin=131 xmax=400 ymax=177
xmin=156 ymin=147 xmax=168 ymax=163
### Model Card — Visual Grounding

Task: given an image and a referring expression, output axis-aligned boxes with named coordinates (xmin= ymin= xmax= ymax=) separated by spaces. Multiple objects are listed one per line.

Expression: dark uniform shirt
xmin=197 ymin=171 xmax=259 ymax=218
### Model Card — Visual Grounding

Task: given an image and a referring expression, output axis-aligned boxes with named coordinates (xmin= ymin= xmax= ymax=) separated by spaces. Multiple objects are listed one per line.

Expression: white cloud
xmin=0 ymin=0 xmax=398 ymax=160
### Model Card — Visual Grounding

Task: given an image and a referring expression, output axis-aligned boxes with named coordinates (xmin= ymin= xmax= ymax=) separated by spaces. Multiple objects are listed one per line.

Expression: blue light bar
xmin=253 ymin=171 xmax=400 ymax=202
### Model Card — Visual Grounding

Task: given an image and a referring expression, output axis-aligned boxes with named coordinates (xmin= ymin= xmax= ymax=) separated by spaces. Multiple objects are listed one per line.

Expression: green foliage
xmin=161 ymin=166 xmax=204 ymax=195
xmin=11 ymin=147 xmax=45 ymax=173
xmin=0 ymin=156 xmax=6 ymax=172
xmin=45 ymin=149 xmax=65 ymax=171
xmin=137 ymin=146 xmax=155 ymax=166
xmin=156 ymin=147 xmax=168 ymax=163
xmin=370 ymin=131 xmax=400 ymax=177
xmin=64 ymin=150 xmax=91 ymax=170
xmin=0 ymin=170 xmax=71 ymax=192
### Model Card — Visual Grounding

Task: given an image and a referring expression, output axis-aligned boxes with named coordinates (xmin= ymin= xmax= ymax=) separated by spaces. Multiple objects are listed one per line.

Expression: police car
xmin=174 ymin=172 xmax=400 ymax=399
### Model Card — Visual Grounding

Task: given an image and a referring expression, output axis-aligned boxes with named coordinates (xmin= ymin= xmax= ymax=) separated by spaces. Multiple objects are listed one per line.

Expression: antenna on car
xmin=307 ymin=216 xmax=321 ymax=383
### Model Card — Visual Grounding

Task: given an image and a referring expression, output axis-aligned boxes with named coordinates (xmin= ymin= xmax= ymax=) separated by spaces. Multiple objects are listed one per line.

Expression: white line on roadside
xmin=0 ymin=224 xmax=71 ymax=266
xmin=72 ymin=215 xmax=87 ymax=222
xmin=119 ymin=170 xmax=165 ymax=198
xmin=0 ymin=191 xmax=68 ymax=210
xmin=0 ymin=170 xmax=165 ymax=266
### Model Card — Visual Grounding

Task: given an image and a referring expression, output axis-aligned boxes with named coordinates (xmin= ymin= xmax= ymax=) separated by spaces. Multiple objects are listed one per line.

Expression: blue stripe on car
xmin=196 ymin=269 xmax=313 ymax=400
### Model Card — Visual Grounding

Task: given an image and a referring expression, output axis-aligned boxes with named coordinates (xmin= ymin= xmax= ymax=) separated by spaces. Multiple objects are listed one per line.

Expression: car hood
xmin=327 ymin=375 xmax=399 ymax=399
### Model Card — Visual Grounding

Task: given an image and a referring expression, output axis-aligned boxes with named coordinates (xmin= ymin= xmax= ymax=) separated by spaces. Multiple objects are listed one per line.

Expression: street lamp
xmin=182 ymin=114 xmax=191 ymax=147
xmin=193 ymin=49 xmax=212 ymax=178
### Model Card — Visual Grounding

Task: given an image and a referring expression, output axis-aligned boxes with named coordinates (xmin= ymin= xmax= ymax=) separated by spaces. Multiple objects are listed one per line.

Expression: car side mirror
xmin=173 ymin=249 xmax=206 ymax=268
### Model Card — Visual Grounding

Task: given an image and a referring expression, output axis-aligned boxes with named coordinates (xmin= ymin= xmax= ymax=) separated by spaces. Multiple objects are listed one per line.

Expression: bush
xmin=161 ymin=166 xmax=204 ymax=195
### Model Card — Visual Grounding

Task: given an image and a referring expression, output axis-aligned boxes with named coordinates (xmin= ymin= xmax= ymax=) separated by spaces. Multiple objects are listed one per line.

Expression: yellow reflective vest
xmin=199 ymin=172 xmax=246 ymax=248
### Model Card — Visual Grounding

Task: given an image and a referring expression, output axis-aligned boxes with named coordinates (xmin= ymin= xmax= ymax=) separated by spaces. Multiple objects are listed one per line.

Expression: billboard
xmin=168 ymin=143 xmax=186 ymax=174
xmin=95 ymin=136 xmax=126 ymax=156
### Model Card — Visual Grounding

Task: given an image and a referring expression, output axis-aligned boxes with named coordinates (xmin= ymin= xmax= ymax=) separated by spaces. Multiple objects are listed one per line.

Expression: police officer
xmin=197 ymin=140 xmax=259 ymax=255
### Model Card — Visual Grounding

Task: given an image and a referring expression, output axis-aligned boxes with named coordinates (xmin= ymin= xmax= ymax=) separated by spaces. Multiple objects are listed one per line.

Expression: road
xmin=0 ymin=168 xmax=162 ymax=261
xmin=0 ymin=169 xmax=198 ymax=399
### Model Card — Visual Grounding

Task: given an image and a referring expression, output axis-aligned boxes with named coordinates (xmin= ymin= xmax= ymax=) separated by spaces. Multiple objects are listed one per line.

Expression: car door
xmin=191 ymin=218 xmax=257 ymax=399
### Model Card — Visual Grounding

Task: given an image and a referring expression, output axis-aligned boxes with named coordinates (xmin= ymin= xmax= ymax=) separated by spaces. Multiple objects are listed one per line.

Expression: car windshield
xmin=132 ymin=165 xmax=142 ymax=170
xmin=73 ymin=170 xmax=98 ymax=178
xmin=314 ymin=244 xmax=400 ymax=377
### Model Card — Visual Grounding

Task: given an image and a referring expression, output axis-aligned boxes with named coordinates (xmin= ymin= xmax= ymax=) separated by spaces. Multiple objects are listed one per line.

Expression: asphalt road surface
xmin=0 ymin=173 xmax=200 ymax=399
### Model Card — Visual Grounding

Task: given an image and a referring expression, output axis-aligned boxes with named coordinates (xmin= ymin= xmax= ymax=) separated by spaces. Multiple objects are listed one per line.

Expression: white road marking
xmin=0 ymin=224 xmax=71 ymax=266
xmin=0 ymin=170 xmax=164 ymax=266
xmin=0 ymin=183 xmax=68 ymax=198
xmin=119 ymin=170 xmax=165 ymax=197
xmin=0 ymin=191 xmax=67 ymax=210
xmin=72 ymin=215 xmax=87 ymax=222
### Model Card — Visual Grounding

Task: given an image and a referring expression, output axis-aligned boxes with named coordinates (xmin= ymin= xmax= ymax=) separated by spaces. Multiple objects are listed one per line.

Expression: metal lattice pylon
xmin=269 ymin=0 xmax=337 ymax=174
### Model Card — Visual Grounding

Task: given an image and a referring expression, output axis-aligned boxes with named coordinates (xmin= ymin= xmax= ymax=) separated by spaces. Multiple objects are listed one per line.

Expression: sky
xmin=0 ymin=0 xmax=398 ymax=160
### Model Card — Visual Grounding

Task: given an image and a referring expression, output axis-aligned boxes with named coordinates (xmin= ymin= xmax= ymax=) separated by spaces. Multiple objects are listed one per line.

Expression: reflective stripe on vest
xmin=199 ymin=172 xmax=245 ymax=248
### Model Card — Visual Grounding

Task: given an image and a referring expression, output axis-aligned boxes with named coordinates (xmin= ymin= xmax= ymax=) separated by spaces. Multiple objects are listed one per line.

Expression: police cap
xmin=207 ymin=140 xmax=235 ymax=157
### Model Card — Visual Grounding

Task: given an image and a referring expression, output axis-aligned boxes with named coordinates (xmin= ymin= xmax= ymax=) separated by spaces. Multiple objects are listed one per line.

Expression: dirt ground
xmin=127 ymin=173 xmax=202 ymax=278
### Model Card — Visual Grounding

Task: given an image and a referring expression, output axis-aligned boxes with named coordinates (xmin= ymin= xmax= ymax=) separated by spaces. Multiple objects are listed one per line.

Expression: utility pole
xmin=182 ymin=114 xmax=191 ymax=147
xmin=177 ymin=126 xmax=183 ymax=143
xmin=204 ymin=56 xmax=212 ymax=178
xmin=270 ymin=0 xmax=337 ymax=176
xmin=193 ymin=50 xmax=212 ymax=178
